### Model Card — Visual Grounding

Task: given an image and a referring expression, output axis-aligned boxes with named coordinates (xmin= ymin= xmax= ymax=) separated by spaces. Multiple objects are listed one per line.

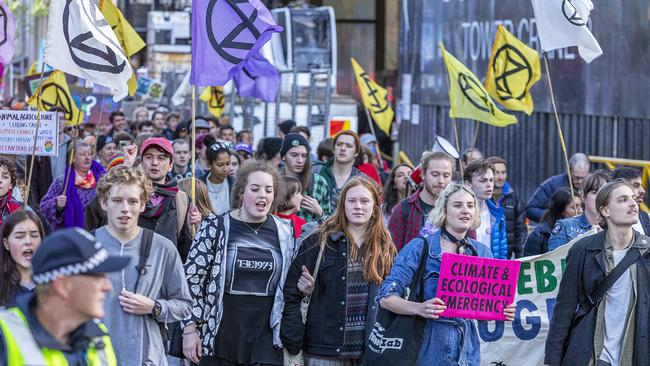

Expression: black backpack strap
xmin=133 ymin=228 xmax=154 ymax=293
xmin=575 ymin=247 xmax=642 ymax=319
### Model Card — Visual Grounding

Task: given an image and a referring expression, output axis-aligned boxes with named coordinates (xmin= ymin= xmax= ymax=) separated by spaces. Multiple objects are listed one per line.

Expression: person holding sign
xmin=376 ymin=183 xmax=515 ymax=365
xmin=545 ymin=180 xmax=650 ymax=366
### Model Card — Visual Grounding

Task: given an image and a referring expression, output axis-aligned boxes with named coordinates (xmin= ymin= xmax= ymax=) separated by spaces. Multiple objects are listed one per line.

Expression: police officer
xmin=0 ymin=228 xmax=130 ymax=365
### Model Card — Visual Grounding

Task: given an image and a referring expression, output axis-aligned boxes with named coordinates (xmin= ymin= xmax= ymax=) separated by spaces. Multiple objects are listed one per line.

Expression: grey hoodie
xmin=96 ymin=227 xmax=192 ymax=366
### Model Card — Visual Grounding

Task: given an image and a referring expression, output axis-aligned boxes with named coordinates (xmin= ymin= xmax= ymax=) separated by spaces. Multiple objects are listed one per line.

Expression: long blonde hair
xmin=178 ymin=178 xmax=214 ymax=217
xmin=317 ymin=177 xmax=396 ymax=284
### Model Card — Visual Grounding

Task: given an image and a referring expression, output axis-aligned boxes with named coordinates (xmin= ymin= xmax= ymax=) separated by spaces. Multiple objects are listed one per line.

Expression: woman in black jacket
xmin=524 ymin=188 xmax=581 ymax=256
xmin=281 ymin=177 xmax=396 ymax=365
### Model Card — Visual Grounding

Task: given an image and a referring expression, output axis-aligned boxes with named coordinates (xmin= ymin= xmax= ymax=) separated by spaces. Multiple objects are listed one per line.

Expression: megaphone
xmin=432 ymin=135 xmax=460 ymax=159
xmin=407 ymin=135 xmax=459 ymax=190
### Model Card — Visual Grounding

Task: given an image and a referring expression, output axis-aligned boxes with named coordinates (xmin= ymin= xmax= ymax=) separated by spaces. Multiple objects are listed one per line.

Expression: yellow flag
xmin=27 ymin=71 xmax=84 ymax=125
xmin=351 ymin=58 xmax=394 ymax=134
xmin=440 ymin=43 xmax=517 ymax=127
xmin=200 ymin=86 xmax=225 ymax=118
xmin=485 ymin=25 xmax=541 ymax=115
xmin=98 ymin=0 xmax=146 ymax=96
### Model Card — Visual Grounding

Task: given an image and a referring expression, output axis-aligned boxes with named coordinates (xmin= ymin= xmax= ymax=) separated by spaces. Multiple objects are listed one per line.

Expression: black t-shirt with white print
xmin=225 ymin=216 xmax=282 ymax=296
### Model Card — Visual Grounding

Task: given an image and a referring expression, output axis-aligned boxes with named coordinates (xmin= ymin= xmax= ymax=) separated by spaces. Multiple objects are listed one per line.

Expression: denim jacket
xmin=376 ymin=230 xmax=493 ymax=366
xmin=548 ymin=213 xmax=592 ymax=251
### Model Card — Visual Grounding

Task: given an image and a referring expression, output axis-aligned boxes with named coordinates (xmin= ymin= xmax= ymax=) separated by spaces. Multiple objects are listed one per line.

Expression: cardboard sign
xmin=437 ymin=253 xmax=521 ymax=321
xmin=0 ymin=111 xmax=58 ymax=156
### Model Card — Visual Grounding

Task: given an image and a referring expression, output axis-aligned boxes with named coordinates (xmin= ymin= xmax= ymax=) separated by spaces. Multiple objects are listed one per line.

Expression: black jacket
xmin=640 ymin=211 xmax=650 ymax=235
xmin=544 ymin=231 xmax=650 ymax=366
xmin=281 ymin=231 xmax=379 ymax=357
xmin=523 ymin=221 xmax=553 ymax=257
xmin=492 ymin=186 xmax=527 ymax=258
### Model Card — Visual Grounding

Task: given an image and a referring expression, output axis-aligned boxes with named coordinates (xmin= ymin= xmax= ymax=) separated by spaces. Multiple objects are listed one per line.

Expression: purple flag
xmin=191 ymin=0 xmax=282 ymax=86
xmin=0 ymin=0 xmax=16 ymax=64
xmin=234 ymin=51 xmax=280 ymax=102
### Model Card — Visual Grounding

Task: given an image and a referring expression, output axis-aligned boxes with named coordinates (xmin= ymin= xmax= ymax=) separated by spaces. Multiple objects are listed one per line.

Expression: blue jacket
xmin=547 ymin=213 xmax=592 ymax=251
xmin=526 ymin=173 xmax=570 ymax=223
xmin=486 ymin=199 xmax=508 ymax=259
xmin=376 ymin=230 xmax=492 ymax=366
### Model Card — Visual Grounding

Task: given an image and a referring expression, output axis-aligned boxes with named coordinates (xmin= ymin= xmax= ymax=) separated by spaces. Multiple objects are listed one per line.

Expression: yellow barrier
xmin=589 ymin=155 xmax=650 ymax=213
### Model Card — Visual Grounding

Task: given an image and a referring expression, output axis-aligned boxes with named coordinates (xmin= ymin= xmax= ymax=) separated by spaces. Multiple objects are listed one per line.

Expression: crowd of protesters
xmin=0 ymin=105 xmax=648 ymax=366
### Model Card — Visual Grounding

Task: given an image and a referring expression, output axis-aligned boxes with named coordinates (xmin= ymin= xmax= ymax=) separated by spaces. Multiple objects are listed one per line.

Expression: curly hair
xmin=0 ymin=156 xmax=17 ymax=186
xmin=317 ymin=177 xmax=396 ymax=284
xmin=230 ymin=159 xmax=282 ymax=212
xmin=97 ymin=165 xmax=154 ymax=204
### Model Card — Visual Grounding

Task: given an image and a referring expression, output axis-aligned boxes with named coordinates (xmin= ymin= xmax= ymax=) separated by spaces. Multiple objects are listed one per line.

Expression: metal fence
xmin=398 ymin=105 xmax=650 ymax=201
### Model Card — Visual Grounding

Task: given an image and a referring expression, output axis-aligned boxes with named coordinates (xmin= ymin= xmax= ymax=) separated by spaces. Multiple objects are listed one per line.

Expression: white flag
xmin=171 ymin=69 xmax=191 ymax=106
xmin=531 ymin=0 xmax=603 ymax=63
xmin=44 ymin=0 xmax=132 ymax=101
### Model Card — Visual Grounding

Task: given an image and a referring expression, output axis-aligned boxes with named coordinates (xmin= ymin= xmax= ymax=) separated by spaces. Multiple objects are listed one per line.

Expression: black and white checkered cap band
xmin=32 ymin=249 xmax=109 ymax=285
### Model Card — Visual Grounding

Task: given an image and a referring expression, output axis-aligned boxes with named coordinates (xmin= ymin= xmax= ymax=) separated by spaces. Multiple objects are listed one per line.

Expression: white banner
xmin=0 ymin=111 xmax=59 ymax=156
xmin=479 ymin=231 xmax=596 ymax=366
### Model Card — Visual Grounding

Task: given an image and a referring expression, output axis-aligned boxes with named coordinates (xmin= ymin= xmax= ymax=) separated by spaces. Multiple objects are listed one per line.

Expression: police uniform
xmin=0 ymin=228 xmax=128 ymax=366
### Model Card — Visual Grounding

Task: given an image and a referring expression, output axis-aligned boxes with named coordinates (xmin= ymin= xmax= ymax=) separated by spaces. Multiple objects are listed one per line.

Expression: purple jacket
xmin=39 ymin=176 xmax=99 ymax=230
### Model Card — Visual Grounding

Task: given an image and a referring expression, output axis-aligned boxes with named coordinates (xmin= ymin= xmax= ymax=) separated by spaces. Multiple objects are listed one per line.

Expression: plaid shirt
xmin=297 ymin=174 xmax=331 ymax=223
xmin=318 ymin=161 xmax=365 ymax=211
xmin=388 ymin=190 xmax=425 ymax=251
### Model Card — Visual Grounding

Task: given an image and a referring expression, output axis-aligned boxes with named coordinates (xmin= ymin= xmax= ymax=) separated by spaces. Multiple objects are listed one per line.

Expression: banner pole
xmin=191 ymin=85 xmax=196 ymax=206
xmin=24 ymin=60 xmax=48 ymax=207
xmin=544 ymin=53 xmax=577 ymax=212
xmin=364 ymin=107 xmax=386 ymax=170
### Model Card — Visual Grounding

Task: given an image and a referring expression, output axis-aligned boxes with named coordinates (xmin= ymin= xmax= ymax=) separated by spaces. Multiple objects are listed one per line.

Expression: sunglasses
xmin=210 ymin=141 xmax=233 ymax=152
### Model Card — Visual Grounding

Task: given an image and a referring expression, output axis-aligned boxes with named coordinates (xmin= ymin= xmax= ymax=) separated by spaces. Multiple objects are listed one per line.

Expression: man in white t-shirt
xmin=545 ymin=179 xmax=650 ymax=366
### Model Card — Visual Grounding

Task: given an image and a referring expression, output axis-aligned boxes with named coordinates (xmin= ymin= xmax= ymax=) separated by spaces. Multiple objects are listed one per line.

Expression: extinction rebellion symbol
xmin=458 ymin=73 xmax=495 ymax=115
xmin=210 ymin=88 xmax=225 ymax=109
xmin=38 ymin=83 xmax=75 ymax=122
xmin=492 ymin=45 xmax=533 ymax=101
xmin=360 ymin=72 xmax=389 ymax=114
xmin=0 ymin=5 xmax=8 ymax=47
xmin=207 ymin=0 xmax=261 ymax=65
xmin=63 ymin=0 xmax=127 ymax=74
xmin=561 ymin=0 xmax=586 ymax=26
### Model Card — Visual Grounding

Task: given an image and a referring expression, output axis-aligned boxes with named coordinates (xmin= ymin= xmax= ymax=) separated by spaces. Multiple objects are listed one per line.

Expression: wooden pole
xmin=364 ymin=107 xmax=386 ymax=170
xmin=23 ymin=60 xmax=48 ymax=207
xmin=471 ymin=120 xmax=480 ymax=149
xmin=191 ymin=85 xmax=196 ymax=206
xmin=452 ymin=119 xmax=463 ymax=177
xmin=544 ymin=53 xmax=577 ymax=212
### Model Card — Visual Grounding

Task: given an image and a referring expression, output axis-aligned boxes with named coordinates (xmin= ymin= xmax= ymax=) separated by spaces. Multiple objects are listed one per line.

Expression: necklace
xmin=238 ymin=210 xmax=266 ymax=235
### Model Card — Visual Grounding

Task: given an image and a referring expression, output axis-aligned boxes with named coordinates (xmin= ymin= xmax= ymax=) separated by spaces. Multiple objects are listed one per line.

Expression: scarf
xmin=141 ymin=180 xmax=179 ymax=219
xmin=0 ymin=189 xmax=22 ymax=225
xmin=440 ymin=227 xmax=477 ymax=256
xmin=63 ymin=161 xmax=105 ymax=228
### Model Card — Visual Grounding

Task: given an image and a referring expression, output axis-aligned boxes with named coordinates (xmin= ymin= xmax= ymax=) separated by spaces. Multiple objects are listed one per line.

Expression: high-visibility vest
xmin=0 ymin=307 xmax=117 ymax=366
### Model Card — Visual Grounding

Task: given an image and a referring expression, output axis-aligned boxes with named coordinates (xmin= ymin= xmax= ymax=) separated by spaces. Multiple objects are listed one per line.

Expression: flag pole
xmin=191 ymin=85 xmax=196 ymax=206
xmin=61 ymin=143 xmax=76 ymax=194
xmin=543 ymin=53 xmax=577 ymax=211
xmin=452 ymin=119 xmax=463 ymax=177
xmin=364 ymin=107 xmax=386 ymax=170
xmin=440 ymin=51 xmax=464 ymax=177
xmin=471 ymin=121 xmax=480 ymax=149
xmin=24 ymin=60 xmax=48 ymax=207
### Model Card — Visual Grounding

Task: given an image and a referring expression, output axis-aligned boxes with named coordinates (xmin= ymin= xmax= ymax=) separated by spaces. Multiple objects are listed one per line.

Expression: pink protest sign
xmin=436 ymin=253 xmax=521 ymax=321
